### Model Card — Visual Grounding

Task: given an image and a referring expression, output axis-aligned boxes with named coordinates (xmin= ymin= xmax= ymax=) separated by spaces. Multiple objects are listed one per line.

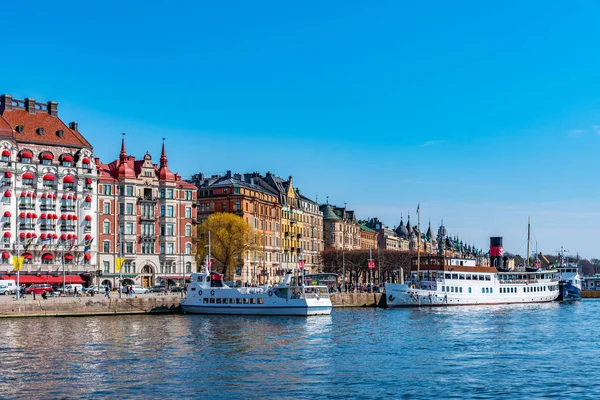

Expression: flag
xmin=208 ymin=259 xmax=213 ymax=269
xmin=41 ymin=237 xmax=52 ymax=251
xmin=13 ymin=255 xmax=24 ymax=271
xmin=115 ymin=257 xmax=125 ymax=272
xmin=416 ymin=203 xmax=420 ymax=213
xmin=23 ymin=238 xmax=33 ymax=251
xmin=69 ymin=238 xmax=75 ymax=251
xmin=84 ymin=237 xmax=94 ymax=252
xmin=298 ymin=260 xmax=305 ymax=269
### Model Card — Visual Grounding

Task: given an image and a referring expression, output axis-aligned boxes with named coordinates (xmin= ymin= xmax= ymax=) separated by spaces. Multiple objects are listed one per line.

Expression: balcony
xmin=137 ymin=196 xmax=158 ymax=203
xmin=60 ymin=226 xmax=76 ymax=232
xmin=140 ymin=235 xmax=156 ymax=242
xmin=140 ymin=214 xmax=156 ymax=221
xmin=18 ymin=203 xmax=35 ymax=210
xmin=40 ymin=225 xmax=56 ymax=231
xmin=40 ymin=204 xmax=55 ymax=211
xmin=60 ymin=205 xmax=76 ymax=212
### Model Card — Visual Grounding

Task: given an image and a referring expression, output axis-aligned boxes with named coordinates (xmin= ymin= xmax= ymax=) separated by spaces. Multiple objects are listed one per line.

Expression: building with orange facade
xmin=96 ymin=138 xmax=196 ymax=289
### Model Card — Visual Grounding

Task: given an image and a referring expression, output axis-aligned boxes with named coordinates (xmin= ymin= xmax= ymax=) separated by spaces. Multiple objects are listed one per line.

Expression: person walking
xmin=105 ymin=286 xmax=110 ymax=298
xmin=128 ymin=285 xmax=133 ymax=298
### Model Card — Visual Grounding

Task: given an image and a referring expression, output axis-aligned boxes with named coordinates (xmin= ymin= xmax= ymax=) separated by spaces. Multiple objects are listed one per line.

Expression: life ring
xmin=210 ymin=290 xmax=215 ymax=296
xmin=198 ymin=290 xmax=202 ymax=296
xmin=268 ymin=290 xmax=273 ymax=297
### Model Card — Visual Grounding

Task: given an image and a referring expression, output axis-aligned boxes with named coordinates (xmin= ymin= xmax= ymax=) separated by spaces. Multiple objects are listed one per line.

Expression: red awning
xmin=85 ymin=195 xmax=92 ymax=202
xmin=64 ymin=254 xmax=73 ymax=260
xmin=85 ymin=234 xmax=92 ymax=240
xmin=84 ymin=253 xmax=92 ymax=260
xmin=31 ymin=213 xmax=37 ymax=218
xmin=67 ymin=215 xmax=73 ymax=220
xmin=52 ymin=194 xmax=57 ymax=199
xmin=23 ymin=253 xmax=32 ymax=259
xmin=40 ymin=213 xmax=47 ymax=219
xmin=1 ymin=275 xmax=45 ymax=284
xmin=26 ymin=213 xmax=31 ymax=218
xmin=73 ymin=216 xmax=78 ymax=221
xmin=42 ymin=253 xmax=54 ymax=260
xmin=22 ymin=172 xmax=34 ymax=179
xmin=63 ymin=175 xmax=75 ymax=183
xmin=82 ymin=157 xmax=90 ymax=164
xmin=60 ymin=234 xmax=67 ymax=240
xmin=4 ymin=191 xmax=11 ymax=197
xmin=3 ymin=232 xmax=10 ymax=238
xmin=52 ymin=233 xmax=58 ymax=239
xmin=67 ymin=234 xmax=73 ymax=240
xmin=19 ymin=233 xmax=25 ymax=239
xmin=20 ymin=192 xmax=26 ymax=197
xmin=40 ymin=233 xmax=47 ymax=239
xmin=61 ymin=215 xmax=67 ymax=220
xmin=26 ymin=233 xmax=32 ymax=238
xmin=86 ymin=178 xmax=92 ymax=184
xmin=21 ymin=151 xmax=33 ymax=158
xmin=61 ymin=194 xmax=67 ymax=200
xmin=19 ymin=212 xmax=25 ymax=218
xmin=46 ymin=275 xmax=85 ymax=284
xmin=31 ymin=193 xmax=36 ymax=198
xmin=42 ymin=153 xmax=53 ymax=160
xmin=1 ymin=150 xmax=10 ymax=157
xmin=41 ymin=193 xmax=47 ymax=198
xmin=1 ymin=252 xmax=9 ymax=259
xmin=67 ymin=195 xmax=73 ymax=200
xmin=85 ymin=215 xmax=92 ymax=221
xmin=52 ymin=214 xmax=58 ymax=219
xmin=3 ymin=211 xmax=10 ymax=217
xmin=62 ymin=155 xmax=74 ymax=162
xmin=4 ymin=171 xmax=11 ymax=178
xmin=26 ymin=193 xmax=32 ymax=197
xmin=43 ymin=174 xmax=55 ymax=181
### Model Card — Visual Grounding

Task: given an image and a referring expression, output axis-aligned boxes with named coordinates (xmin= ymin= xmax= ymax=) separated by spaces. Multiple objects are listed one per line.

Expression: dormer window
xmin=61 ymin=154 xmax=73 ymax=167
xmin=36 ymin=128 xmax=45 ymax=136
xmin=22 ymin=172 xmax=34 ymax=187
xmin=56 ymin=130 xmax=64 ymax=138
xmin=19 ymin=151 xmax=33 ymax=164
xmin=15 ymin=125 xmax=24 ymax=134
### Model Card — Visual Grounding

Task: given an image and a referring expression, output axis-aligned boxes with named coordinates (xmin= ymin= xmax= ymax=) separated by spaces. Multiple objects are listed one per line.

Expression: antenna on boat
xmin=526 ymin=216 xmax=531 ymax=268
xmin=417 ymin=203 xmax=421 ymax=282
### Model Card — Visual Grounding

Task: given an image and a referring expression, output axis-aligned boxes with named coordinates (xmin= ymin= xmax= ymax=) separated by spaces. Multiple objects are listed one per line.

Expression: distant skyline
xmin=2 ymin=1 xmax=600 ymax=258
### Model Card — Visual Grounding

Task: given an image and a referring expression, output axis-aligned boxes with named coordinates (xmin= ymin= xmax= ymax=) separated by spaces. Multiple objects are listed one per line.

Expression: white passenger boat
xmin=385 ymin=255 xmax=559 ymax=307
xmin=181 ymin=269 xmax=333 ymax=316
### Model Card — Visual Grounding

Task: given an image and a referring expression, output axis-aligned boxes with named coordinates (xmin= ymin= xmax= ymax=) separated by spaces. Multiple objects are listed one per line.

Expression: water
xmin=0 ymin=301 xmax=597 ymax=399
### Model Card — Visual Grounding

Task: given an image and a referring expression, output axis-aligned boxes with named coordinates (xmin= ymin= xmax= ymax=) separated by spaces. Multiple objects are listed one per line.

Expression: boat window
xmin=209 ymin=298 xmax=215 ymax=304
xmin=197 ymin=276 xmax=202 ymax=282
xmin=250 ymin=298 xmax=256 ymax=304
xmin=203 ymin=298 xmax=208 ymax=303
xmin=459 ymin=274 xmax=465 ymax=280
xmin=230 ymin=299 xmax=235 ymax=304
xmin=216 ymin=298 xmax=222 ymax=304
xmin=452 ymin=274 xmax=458 ymax=280
xmin=223 ymin=298 xmax=228 ymax=304
xmin=482 ymin=288 xmax=485 ymax=293
xmin=485 ymin=275 xmax=491 ymax=281
xmin=258 ymin=298 xmax=264 ymax=304
xmin=441 ymin=286 xmax=445 ymax=292
xmin=459 ymin=287 xmax=463 ymax=293
xmin=490 ymin=288 xmax=493 ymax=293
xmin=243 ymin=298 xmax=249 ymax=304
xmin=468 ymin=287 xmax=471 ymax=293
xmin=236 ymin=298 xmax=242 ymax=304
xmin=479 ymin=275 xmax=485 ymax=281
xmin=466 ymin=274 xmax=471 ymax=280
xmin=445 ymin=273 xmax=451 ymax=279
xmin=450 ymin=287 xmax=454 ymax=292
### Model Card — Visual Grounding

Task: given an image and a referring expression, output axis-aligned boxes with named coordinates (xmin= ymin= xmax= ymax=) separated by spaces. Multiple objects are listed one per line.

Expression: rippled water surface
xmin=0 ymin=301 xmax=597 ymax=399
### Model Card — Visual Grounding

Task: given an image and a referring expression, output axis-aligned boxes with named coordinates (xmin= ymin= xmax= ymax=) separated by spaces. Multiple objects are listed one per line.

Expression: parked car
xmin=26 ymin=284 xmax=54 ymax=295
xmin=86 ymin=285 xmax=108 ymax=294
xmin=170 ymin=286 xmax=185 ymax=293
xmin=121 ymin=285 xmax=149 ymax=294
xmin=149 ymin=285 xmax=166 ymax=293
xmin=0 ymin=283 xmax=16 ymax=295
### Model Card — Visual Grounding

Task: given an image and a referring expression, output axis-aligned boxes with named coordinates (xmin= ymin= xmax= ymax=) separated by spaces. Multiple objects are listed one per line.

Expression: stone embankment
xmin=582 ymin=291 xmax=600 ymax=298
xmin=330 ymin=292 xmax=385 ymax=307
xmin=0 ymin=296 xmax=180 ymax=318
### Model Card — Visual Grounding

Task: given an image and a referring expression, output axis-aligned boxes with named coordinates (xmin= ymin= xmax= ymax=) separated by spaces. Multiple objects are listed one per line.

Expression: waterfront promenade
xmin=0 ymin=291 xmax=384 ymax=317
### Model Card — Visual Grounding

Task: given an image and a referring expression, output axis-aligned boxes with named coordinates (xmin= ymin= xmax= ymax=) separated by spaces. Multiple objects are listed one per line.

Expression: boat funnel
xmin=490 ymin=237 xmax=504 ymax=270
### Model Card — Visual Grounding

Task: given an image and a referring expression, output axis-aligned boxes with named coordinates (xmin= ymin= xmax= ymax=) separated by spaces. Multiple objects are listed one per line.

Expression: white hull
xmin=181 ymin=303 xmax=332 ymax=316
xmin=386 ymin=281 xmax=559 ymax=307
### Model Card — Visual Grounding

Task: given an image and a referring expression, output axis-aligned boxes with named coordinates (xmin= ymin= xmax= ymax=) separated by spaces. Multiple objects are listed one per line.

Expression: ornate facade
xmin=320 ymin=204 xmax=361 ymax=250
xmin=96 ymin=138 xmax=196 ymax=289
xmin=0 ymin=95 xmax=98 ymax=284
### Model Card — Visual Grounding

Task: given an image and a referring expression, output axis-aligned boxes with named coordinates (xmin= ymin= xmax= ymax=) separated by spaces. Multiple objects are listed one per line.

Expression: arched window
xmin=185 ymin=262 xmax=191 ymax=273
xmin=185 ymin=224 xmax=191 ymax=237
xmin=103 ymin=220 xmax=110 ymax=234
xmin=185 ymin=242 xmax=192 ymax=255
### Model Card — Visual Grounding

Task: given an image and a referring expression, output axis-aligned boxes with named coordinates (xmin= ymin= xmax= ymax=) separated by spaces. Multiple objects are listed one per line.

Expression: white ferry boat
xmin=385 ymin=255 xmax=559 ymax=307
xmin=181 ymin=269 xmax=333 ymax=316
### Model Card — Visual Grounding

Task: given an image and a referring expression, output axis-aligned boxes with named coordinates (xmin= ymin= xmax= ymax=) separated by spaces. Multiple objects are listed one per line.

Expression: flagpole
xmin=62 ymin=242 xmax=65 ymax=295
xmin=118 ymin=231 xmax=122 ymax=299
xmin=417 ymin=204 xmax=421 ymax=283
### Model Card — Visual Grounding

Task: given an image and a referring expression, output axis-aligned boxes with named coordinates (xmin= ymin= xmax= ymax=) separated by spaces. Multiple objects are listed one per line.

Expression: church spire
xmin=160 ymin=137 xmax=168 ymax=168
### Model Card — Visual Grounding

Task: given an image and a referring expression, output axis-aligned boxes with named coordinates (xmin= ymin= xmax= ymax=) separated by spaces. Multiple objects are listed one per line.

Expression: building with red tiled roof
xmin=0 ymin=94 xmax=98 ymax=285
xmin=96 ymin=136 xmax=196 ymax=289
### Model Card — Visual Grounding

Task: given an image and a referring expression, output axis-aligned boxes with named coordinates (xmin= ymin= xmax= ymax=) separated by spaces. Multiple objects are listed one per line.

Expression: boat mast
xmin=417 ymin=204 xmax=421 ymax=282
xmin=526 ymin=216 xmax=531 ymax=267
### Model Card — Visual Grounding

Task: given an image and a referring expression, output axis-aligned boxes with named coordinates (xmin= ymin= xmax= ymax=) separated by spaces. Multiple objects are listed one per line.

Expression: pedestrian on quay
xmin=128 ymin=285 xmax=133 ymax=298
xmin=105 ymin=286 xmax=110 ymax=298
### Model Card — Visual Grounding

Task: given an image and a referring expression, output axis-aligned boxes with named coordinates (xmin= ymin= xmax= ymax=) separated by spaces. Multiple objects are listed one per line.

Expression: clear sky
xmin=2 ymin=1 xmax=600 ymax=259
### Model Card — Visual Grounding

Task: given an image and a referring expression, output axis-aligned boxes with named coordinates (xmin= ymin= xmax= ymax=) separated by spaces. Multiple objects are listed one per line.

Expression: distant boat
xmin=555 ymin=249 xmax=582 ymax=302
xmin=181 ymin=269 xmax=333 ymax=316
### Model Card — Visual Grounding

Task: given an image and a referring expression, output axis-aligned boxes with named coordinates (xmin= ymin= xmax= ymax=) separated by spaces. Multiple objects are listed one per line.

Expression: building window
xmin=160 ymin=205 xmax=165 ymax=216
xmin=160 ymin=243 xmax=165 ymax=254
xmin=167 ymin=189 xmax=173 ymax=199
xmin=126 ymin=242 xmax=134 ymax=254
xmin=160 ymin=189 xmax=165 ymax=198
xmin=166 ymin=205 xmax=174 ymax=217
xmin=185 ymin=191 xmax=193 ymax=200
xmin=186 ymin=262 xmax=191 ymax=273
xmin=103 ymin=202 xmax=110 ymax=214
xmin=185 ymin=243 xmax=191 ymax=254
xmin=103 ymin=185 xmax=112 ymax=195
xmin=166 ymin=224 xmax=174 ymax=236
xmin=185 ymin=224 xmax=191 ymax=237
xmin=166 ymin=243 xmax=174 ymax=254
xmin=126 ymin=203 xmax=133 ymax=215
xmin=235 ymin=201 xmax=241 ymax=211
xmin=125 ymin=222 xmax=134 ymax=235
xmin=103 ymin=261 xmax=110 ymax=272
xmin=185 ymin=207 xmax=191 ymax=219
xmin=142 ymin=242 xmax=154 ymax=254
xmin=103 ymin=240 xmax=110 ymax=253
xmin=103 ymin=220 xmax=110 ymax=234
xmin=126 ymin=186 xmax=133 ymax=196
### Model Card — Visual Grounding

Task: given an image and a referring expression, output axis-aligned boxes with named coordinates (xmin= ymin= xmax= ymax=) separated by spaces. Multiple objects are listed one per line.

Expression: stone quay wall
xmin=0 ymin=296 xmax=180 ymax=318
xmin=330 ymin=292 xmax=385 ymax=307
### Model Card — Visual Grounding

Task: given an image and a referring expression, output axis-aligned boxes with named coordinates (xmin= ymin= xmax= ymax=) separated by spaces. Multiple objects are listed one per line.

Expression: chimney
xmin=225 ymin=170 xmax=232 ymax=178
xmin=47 ymin=101 xmax=58 ymax=117
xmin=25 ymin=98 xmax=36 ymax=114
xmin=0 ymin=94 xmax=12 ymax=113
xmin=69 ymin=121 xmax=78 ymax=131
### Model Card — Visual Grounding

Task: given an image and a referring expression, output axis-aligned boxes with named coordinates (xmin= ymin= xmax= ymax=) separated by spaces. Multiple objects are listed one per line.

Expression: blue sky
xmin=2 ymin=1 xmax=600 ymax=258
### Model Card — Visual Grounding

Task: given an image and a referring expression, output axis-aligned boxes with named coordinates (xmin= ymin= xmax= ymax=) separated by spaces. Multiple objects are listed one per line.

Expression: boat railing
xmin=237 ymin=287 xmax=267 ymax=295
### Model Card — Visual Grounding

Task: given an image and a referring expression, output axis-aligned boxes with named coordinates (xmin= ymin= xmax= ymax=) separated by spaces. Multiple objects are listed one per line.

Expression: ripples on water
xmin=0 ymin=301 xmax=597 ymax=399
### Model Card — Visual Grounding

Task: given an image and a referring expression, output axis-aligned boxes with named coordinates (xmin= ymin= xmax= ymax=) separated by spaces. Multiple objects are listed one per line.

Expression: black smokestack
xmin=490 ymin=237 xmax=503 ymax=270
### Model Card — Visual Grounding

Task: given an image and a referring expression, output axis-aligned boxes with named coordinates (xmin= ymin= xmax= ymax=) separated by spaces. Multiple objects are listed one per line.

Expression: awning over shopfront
xmin=0 ymin=275 xmax=85 ymax=284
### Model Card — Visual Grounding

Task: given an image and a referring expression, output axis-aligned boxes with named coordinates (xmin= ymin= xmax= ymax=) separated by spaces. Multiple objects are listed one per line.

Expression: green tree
xmin=195 ymin=213 xmax=256 ymax=281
